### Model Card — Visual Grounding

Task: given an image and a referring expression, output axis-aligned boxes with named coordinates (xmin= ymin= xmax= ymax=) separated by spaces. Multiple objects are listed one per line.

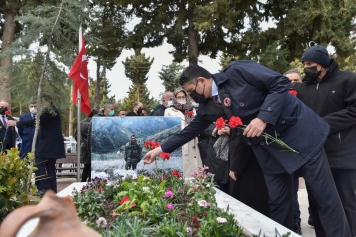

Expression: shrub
xmin=0 ymin=148 xmax=37 ymax=222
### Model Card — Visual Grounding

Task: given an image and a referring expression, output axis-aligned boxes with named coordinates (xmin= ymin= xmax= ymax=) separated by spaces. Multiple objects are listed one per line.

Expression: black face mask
xmin=304 ymin=66 xmax=322 ymax=80
xmin=137 ymin=108 xmax=142 ymax=114
xmin=0 ymin=107 xmax=8 ymax=115
xmin=189 ymin=85 xmax=206 ymax=103
xmin=290 ymin=82 xmax=301 ymax=90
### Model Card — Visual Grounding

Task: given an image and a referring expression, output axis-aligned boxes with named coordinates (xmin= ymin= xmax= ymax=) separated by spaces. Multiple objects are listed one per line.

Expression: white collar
xmin=212 ymin=80 xmax=218 ymax=97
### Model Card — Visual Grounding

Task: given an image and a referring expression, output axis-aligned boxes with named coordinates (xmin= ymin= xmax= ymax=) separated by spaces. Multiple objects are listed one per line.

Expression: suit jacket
xmin=35 ymin=106 xmax=65 ymax=159
xmin=161 ymin=60 xmax=329 ymax=174
xmin=18 ymin=112 xmax=36 ymax=157
xmin=0 ymin=115 xmax=16 ymax=150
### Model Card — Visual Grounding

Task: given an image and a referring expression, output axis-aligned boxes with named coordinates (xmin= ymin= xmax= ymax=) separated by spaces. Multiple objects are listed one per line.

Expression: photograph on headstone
xmin=91 ymin=116 xmax=182 ymax=181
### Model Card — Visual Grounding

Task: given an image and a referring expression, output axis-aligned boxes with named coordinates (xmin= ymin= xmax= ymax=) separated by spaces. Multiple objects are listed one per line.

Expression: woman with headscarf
xmin=164 ymin=88 xmax=202 ymax=178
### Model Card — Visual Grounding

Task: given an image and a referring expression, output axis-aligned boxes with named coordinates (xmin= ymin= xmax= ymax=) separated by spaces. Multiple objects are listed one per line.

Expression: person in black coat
xmin=198 ymin=123 xmax=229 ymax=193
xmin=151 ymin=91 xmax=173 ymax=116
xmin=143 ymin=61 xmax=352 ymax=236
xmin=298 ymin=44 xmax=356 ymax=236
xmin=0 ymin=101 xmax=16 ymax=152
xmin=75 ymin=109 xmax=98 ymax=182
xmin=35 ymin=98 xmax=65 ymax=194
xmin=229 ymin=128 xmax=270 ymax=217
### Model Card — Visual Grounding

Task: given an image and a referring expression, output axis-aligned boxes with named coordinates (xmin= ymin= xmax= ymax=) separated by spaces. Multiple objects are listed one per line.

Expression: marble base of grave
xmin=16 ymin=182 xmax=301 ymax=237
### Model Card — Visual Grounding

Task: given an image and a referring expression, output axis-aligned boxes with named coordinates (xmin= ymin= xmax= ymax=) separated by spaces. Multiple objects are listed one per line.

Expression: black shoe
xmin=294 ymin=222 xmax=302 ymax=235
xmin=308 ymin=216 xmax=314 ymax=227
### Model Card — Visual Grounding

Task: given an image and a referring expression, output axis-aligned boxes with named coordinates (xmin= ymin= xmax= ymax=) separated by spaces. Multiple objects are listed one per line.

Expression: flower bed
xmin=72 ymin=166 xmax=247 ymax=237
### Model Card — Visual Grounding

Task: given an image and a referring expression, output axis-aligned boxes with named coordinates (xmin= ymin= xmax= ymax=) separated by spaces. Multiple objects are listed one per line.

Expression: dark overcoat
xmin=35 ymin=106 xmax=65 ymax=159
xmin=161 ymin=60 xmax=329 ymax=175
xmin=18 ymin=112 xmax=35 ymax=156
xmin=0 ymin=115 xmax=16 ymax=150
xmin=297 ymin=59 xmax=356 ymax=169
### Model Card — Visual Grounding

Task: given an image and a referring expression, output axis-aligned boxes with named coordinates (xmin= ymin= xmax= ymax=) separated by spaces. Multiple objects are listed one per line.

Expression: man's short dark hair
xmin=179 ymin=65 xmax=212 ymax=86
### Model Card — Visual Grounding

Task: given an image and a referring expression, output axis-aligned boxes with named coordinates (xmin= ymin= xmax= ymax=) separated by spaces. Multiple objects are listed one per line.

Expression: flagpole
xmin=77 ymin=88 xmax=81 ymax=182
xmin=76 ymin=27 xmax=82 ymax=182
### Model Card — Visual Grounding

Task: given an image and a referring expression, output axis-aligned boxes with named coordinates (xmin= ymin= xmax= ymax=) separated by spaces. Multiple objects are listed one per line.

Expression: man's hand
xmin=217 ymin=126 xmax=230 ymax=135
xmin=243 ymin=118 xmax=267 ymax=137
xmin=7 ymin=120 xmax=16 ymax=127
xmin=143 ymin=147 xmax=161 ymax=164
xmin=229 ymin=170 xmax=237 ymax=181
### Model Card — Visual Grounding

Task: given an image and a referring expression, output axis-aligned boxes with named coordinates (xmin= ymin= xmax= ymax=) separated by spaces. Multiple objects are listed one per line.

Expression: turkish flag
xmin=68 ymin=33 xmax=91 ymax=115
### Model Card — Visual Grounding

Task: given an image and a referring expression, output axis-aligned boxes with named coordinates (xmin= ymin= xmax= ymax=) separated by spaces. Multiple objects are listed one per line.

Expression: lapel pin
xmin=224 ymin=98 xmax=231 ymax=107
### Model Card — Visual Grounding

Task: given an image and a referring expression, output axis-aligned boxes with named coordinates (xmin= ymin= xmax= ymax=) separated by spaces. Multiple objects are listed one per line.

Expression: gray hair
xmin=162 ymin=91 xmax=173 ymax=100
xmin=283 ymin=69 xmax=302 ymax=79
xmin=103 ymin=102 xmax=114 ymax=109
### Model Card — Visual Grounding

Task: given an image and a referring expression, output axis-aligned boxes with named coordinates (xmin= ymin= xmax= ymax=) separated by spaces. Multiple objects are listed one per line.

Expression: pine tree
xmin=85 ymin=0 xmax=127 ymax=109
xmin=229 ymin=0 xmax=356 ymax=73
xmin=158 ymin=62 xmax=185 ymax=92
xmin=121 ymin=49 xmax=157 ymax=112
xmin=116 ymin=0 xmax=260 ymax=65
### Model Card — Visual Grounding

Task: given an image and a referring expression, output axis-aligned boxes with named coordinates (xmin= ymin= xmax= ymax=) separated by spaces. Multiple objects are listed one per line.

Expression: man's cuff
xmin=159 ymin=146 xmax=163 ymax=153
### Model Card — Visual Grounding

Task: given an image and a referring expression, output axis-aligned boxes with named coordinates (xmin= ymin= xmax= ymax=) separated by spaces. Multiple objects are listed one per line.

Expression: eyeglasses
xmin=176 ymin=96 xmax=186 ymax=100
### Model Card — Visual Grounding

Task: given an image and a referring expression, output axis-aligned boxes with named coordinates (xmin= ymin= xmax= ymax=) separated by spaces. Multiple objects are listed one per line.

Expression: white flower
xmin=96 ymin=217 xmax=107 ymax=228
xmin=216 ymin=217 xmax=227 ymax=223
xmin=186 ymin=227 xmax=193 ymax=235
xmin=143 ymin=187 xmax=150 ymax=192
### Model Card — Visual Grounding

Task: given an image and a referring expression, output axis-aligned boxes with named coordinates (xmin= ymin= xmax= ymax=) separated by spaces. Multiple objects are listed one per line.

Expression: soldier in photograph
xmin=124 ymin=135 xmax=142 ymax=170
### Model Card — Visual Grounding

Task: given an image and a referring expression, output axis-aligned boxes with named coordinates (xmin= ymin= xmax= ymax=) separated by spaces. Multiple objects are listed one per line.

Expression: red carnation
xmin=119 ymin=196 xmax=130 ymax=206
xmin=5 ymin=110 xmax=10 ymax=115
xmin=289 ymin=90 xmax=297 ymax=96
xmin=187 ymin=110 xmax=194 ymax=116
xmin=151 ymin=141 xmax=161 ymax=150
xmin=228 ymin=116 xmax=243 ymax=129
xmin=160 ymin=152 xmax=170 ymax=160
xmin=192 ymin=214 xmax=200 ymax=228
xmin=119 ymin=195 xmax=136 ymax=207
xmin=171 ymin=170 xmax=181 ymax=178
xmin=144 ymin=141 xmax=152 ymax=149
xmin=215 ymin=117 xmax=227 ymax=130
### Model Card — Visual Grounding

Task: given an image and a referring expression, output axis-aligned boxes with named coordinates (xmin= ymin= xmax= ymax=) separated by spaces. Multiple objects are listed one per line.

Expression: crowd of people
xmin=1 ymin=44 xmax=355 ymax=236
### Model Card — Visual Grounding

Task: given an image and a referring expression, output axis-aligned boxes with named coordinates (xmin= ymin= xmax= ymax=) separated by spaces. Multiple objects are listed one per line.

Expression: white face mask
xmin=177 ymin=100 xmax=186 ymax=105
xmin=30 ymin=108 xmax=37 ymax=115
xmin=167 ymin=101 xmax=173 ymax=107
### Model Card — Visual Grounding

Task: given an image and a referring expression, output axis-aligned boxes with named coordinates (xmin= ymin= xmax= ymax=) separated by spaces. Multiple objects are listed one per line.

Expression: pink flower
xmin=178 ymin=188 xmax=184 ymax=194
xmin=167 ymin=187 xmax=173 ymax=191
xmin=216 ymin=217 xmax=227 ymax=223
xmin=166 ymin=203 xmax=174 ymax=210
xmin=163 ymin=191 xmax=174 ymax=198
xmin=111 ymin=212 xmax=117 ymax=218
xmin=198 ymin=200 xmax=210 ymax=208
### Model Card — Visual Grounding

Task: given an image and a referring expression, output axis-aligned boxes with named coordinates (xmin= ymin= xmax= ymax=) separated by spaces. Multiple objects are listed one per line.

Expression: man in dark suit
xmin=143 ymin=61 xmax=352 ymax=236
xmin=0 ymin=101 xmax=16 ymax=152
xmin=17 ymin=101 xmax=37 ymax=158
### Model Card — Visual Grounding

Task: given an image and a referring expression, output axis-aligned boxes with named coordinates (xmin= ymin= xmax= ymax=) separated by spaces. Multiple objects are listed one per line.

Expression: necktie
xmin=33 ymin=115 xmax=36 ymax=120
xmin=213 ymin=95 xmax=221 ymax=104
xmin=2 ymin=116 xmax=7 ymax=129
